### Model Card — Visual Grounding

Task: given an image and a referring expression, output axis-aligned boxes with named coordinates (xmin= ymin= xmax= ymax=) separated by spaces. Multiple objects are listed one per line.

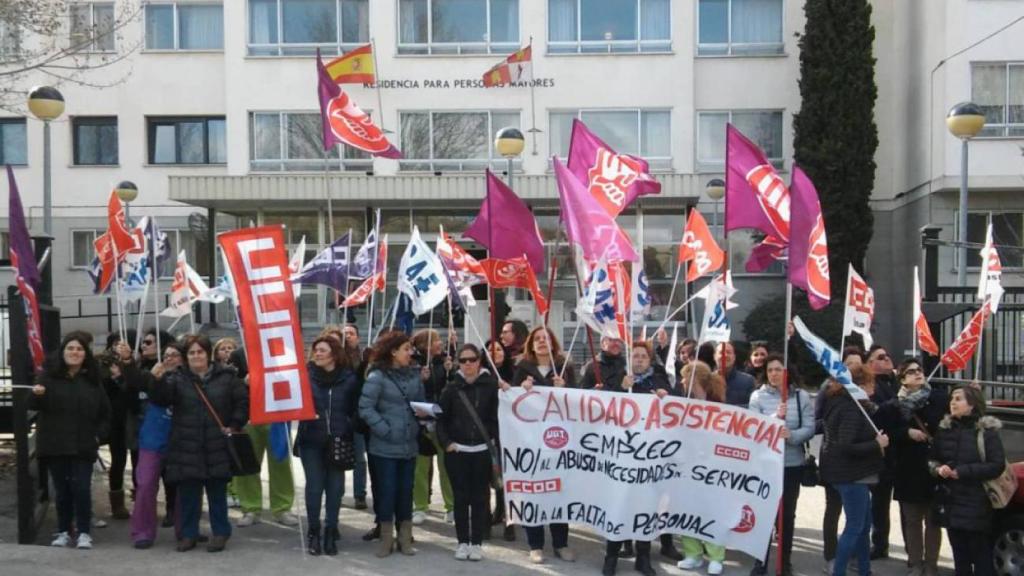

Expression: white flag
xmin=289 ymin=236 xmax=306 ymax=301
xmin=699 ymin=275 xmax=732 ymax=344
xmin=397 ymin=226 xmax=449 ymax=316
xmin=664 ymin=322 xmax=679 ymax=372
xmin=630 ymin=262 xmax=651 ymax=323
xmin=977 ymin=223 xmax=1004 ymax=313
xmin=841 ymin=264 xmax=874 ymax=349
xmin=694 ymin=271 xmax=739 ymax=310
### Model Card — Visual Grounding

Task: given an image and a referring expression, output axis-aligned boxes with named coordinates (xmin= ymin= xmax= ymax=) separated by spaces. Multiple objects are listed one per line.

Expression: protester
xmin=744 ymin=341 xmax=768 ymax=381
xmin=747 ymin=354 xmax=815 ymax=576
xmin=865 ymin=344 xmax=898 ymax=560
xmin=234 ymin=425 xmax=300 ymax=527
xmin=486 ymin=339 xmax=515 ymax=382
xmin=129 ymin=342 xmax=182 ymax=548
xmin=30 ymin=331 xmax=111 ymax=549
xmin=482 ymin=338 xmax=513 ymax=540
xmin=893 ymin=358 xmax=946 ymax=576
xmin=676 ymin=361 xmax=727 ymax=575
xmin=342 ymin=323 xmax=370 ymax=511
xmin=580 ymin=336 xmax=627 ymax=391
xmin=819 ymin=366 xmax=889 ymax=576
xmin=213 ymin=338 xmax=237 ymax=367
xmin=715 ymin=341 xmax=755 ymax=407
xmin=296 ymin=336 xmax=358 ymax=556
xmin=359 ymin=331 xmax=426 ymax=557
xmin=930 ymin=386 xmax=1006 ymax=576
xmin=509 ymin=331 xmax=577 ymax=565
xmin=499 ymin=319 xmax=529 ymax=366
xmin=151 ymin=335 xmax=249 ymax=553
xmin=436 ymin=343 xmax=499 ymax=562
xmin=410 ymin=328 xmax=455 ymax=525
xmin=101 ymin=331 xmax=137 ymax=521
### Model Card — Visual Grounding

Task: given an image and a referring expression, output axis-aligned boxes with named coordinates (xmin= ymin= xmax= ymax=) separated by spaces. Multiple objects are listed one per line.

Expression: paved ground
xmin=0 ymin=440 xmax=958 ymax=576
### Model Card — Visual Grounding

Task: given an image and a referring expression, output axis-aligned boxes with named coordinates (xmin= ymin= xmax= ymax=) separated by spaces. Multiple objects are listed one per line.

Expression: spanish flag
xmin=482 ymin=45 xmax=532 ymax=87
xmin=325 ymin=44 xmax=375 ymax=84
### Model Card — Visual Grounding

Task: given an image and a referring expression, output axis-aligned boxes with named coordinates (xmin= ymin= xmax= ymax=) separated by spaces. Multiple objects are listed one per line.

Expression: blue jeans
xmin=834 ymin=483 xmax=873 ymax=576
xmin=47 ymin=457 xmax=94 ymax=535
xmin=371 ymin=456 xmax=416 ymax=524
xmin=299 ymin=444 xmax=345 ymax=530
xmin=353 ymin=434 xmax=367 ymax=500
xmin=178 ymin=478 xmax=230 ymax=540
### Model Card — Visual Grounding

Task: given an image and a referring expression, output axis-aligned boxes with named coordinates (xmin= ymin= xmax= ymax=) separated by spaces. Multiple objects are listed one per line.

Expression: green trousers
xmin=233 ymin=423 xmax=295 ymax=516
xmin=413 ymin=431 xmax=453 ymax=513
xmin=681 ymin=536 xmax=726 ymax=562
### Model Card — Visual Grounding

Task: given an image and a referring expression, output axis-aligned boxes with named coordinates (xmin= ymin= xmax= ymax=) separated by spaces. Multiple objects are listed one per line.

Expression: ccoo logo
xmin=543 ymin=426 xmax=569 ymax=449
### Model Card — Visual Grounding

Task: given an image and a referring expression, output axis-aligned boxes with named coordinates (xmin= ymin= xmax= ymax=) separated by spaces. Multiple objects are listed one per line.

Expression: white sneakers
xmin=411 ymin=510 xmax=427 ymax=525
xmin=679 ymin=557 xmax=705 ymax=570
xmin=468 ymin=544 xmax=483 ymax=561
xmin=50 ymin=532 xmax=72 ymax=547
xmin=708 ymin=561 xmax=724 ymax=575
xmin=454 ymin=543 xmax=470 ymax=561
xmin=273 ymin=511 xmax=300 ymax=527
xmin=529 ymin=549 xmax=545 ymax=564
xmin=237 ymin=512 xmax=260 ymax=527
xmin=76 ymin=533 xmax=93 ymax=550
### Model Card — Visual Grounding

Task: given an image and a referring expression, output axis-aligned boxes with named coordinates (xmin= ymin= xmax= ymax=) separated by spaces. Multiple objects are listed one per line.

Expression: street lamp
xmin=706 ymin=178 xmax=726 ymax=235
xmin=947 ymin=101 xmax=986 ymax=286
xmin=27 ymin=86 xmax=65 ymax=236
xmin=495 ymin=126 xmax=525 ymax=190
xmin=115 ymin=180 xmax=138 ymax=226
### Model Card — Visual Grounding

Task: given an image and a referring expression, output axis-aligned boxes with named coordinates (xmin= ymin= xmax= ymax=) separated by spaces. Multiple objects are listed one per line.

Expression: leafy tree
xmin=792 ymin=0 xmax=878 ymax=291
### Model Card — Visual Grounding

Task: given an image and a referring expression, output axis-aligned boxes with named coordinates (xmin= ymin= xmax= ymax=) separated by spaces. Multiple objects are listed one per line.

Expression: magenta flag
xmin=788 ymin=166 xmax=830 ymax=309
xmin=553 ymin=157 xmax=638 ymax=263
xmin=316 ymin=49 xmax=401 ymax=158
xmin=7 ymin=166 xmax=45 ymax=370
xmin=464 ymin=170 xmax=545 ymax=274
xmin=725 ymin=124 xmax=791 ymax=242
xmin=567 ymin=118 xmax=660 ymax=217
xmin=745 ymin=235 xmax=786 ymax=273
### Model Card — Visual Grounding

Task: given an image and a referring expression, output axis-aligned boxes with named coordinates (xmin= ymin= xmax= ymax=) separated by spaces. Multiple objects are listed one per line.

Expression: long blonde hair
xmin=679 ymin=361 xmax=725 ymax=403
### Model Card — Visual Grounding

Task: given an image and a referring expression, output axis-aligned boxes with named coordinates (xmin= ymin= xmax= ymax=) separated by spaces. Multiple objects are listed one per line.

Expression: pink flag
xmin=745 ymin=235 xmax=787 ymax=273
xmin=788 ymin=166 xmax=830 ymax=310
xmin=567 ymin=118 xmax=660 ymax=217
xmin=725 ymin=124 xmax=791 ymax=243
xmin=464 ymin=170 xmax=546 ymax=274
xmin=554 ymin=156 xmax=637 ymax=263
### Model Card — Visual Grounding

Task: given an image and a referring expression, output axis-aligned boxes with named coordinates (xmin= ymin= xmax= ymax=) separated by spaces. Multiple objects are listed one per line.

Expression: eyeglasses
xmin=458 ymin=357 xmax=479 ymax=364
xmin=903 ymin=367 xmax=923 ymax=375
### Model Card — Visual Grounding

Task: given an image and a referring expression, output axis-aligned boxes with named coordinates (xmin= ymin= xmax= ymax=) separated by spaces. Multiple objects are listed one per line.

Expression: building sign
xmin=364 ymin=78 xmax=556 ymax=90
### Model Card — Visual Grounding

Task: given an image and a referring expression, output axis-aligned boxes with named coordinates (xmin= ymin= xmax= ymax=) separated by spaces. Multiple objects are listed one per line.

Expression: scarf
xmin=897 ymin=382 xmax=932 ymax=420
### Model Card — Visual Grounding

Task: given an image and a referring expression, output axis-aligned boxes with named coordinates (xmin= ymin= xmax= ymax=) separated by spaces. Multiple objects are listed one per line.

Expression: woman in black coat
xmin=930 ymin=386 xmax=1007 ymax=576
xmin=150 ymin=334 xmax=248 ymax=553
xmin=295 ymin=336 xmax=358 ymax=556
xmin=29 ymin=331 xmax=111 ymax=549
xmin=891 ymin=358 xmax=947 ymax=576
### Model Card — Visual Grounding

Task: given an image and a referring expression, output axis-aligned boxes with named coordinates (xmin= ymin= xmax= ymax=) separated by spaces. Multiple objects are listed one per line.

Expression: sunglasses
xmin=458 ymin=356 xmax=479 ymax=364
xmin=903 ymin=367 xmax=923 ymax=375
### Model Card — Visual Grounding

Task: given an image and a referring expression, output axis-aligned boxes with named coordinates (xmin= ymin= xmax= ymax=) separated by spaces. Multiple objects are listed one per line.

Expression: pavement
xmin=0 ymin=441 xmax=957 ymax=576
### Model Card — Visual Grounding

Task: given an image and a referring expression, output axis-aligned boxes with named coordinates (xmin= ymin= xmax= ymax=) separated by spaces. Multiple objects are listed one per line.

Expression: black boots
xmin=306 ymin=527 xmax=321 ymax=556
xmin=323 ymin=526 xmax=339 ymax=556
xmin=635 ymin=552 xmax=657 ymax=576
xmin=660 ymin=534 xmax=683 ymax=561
xmin=603 ymin=555 xmax=619 ymax=576
xmin=618 ymin=540 xmax=635 ymax=558
xmin=362 ymin=523 xmax=380 ymax=541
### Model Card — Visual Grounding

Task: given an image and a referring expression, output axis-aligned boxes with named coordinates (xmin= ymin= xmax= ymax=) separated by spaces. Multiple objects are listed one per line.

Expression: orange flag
xmin=914 ymin=267 xmax=939 ymax=356
xmin=678 ymin=209 xmax=724 ymax=282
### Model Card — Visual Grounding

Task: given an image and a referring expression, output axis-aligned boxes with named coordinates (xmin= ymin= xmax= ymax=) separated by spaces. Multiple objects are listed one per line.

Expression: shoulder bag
xmin=192 ymin=379 xmax=260 ymax=477
xmin=456 ymin=388 xmax=504 ymax=491
xmin=325 ymin=386 xmax=356 ymax=470
xmin=976 ymin=429 xmax=1018 ymax=509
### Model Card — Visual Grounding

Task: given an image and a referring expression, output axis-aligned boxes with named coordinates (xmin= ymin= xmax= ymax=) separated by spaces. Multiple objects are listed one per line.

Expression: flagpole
xmin=112 ymin=243 xmax=127 ymax=344
xmin=839 ymin=265 xmax=852 ymax=354
xmin=341 ymin=227 xmax=353 ymax=326
xmin=426 ymin=308 xmax=435 ymax=370
xmin=133 ymin=281 xmax=150 ymax=356
xmin=527 ymin=36 xmax=539 ymax=155
xmin=370 ymin=37 xmax=388 ymax=133
xmin=366 ymin=213 xmax=381 ymax=344
xmin=777 ymin=276 xmax=793 ymax=576
xmin=664 ymin=261 xmax=683 ymax=326
xmin=559 ymin=322 xmax=583 ymax=381
xmin=151 ymin=221 xmax=162 ymax=363
xmin=912 ymin=266 xmax=919 ymax=358
xmin=973 ymin=298 xmax=989 ymax=379
xmin=568 ymin=243 xmax=602 ymax=387
xmin=379 ymin=234 xmax=390 ymax=331
xmin=326 ymin=147 xmax=340 ymax=324
xmin=543 ymin=227 xmax=561 ymax=326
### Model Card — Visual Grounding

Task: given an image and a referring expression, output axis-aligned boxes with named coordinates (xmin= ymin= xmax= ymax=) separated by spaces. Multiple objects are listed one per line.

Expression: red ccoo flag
xmin=480 ymin=256 xmax=548 ymax=315
xmin=914 ymin=266 xmax=939 ymax=356
xmin=678 ymin=209 xmax=724 ymax=282
xmin=940 ymin=305 xmax=990 ymax=372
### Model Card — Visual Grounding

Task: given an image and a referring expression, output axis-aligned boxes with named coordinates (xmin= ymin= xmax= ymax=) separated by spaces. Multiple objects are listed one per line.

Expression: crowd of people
xmin=27 ymin=318 xmax=1009 ymax=576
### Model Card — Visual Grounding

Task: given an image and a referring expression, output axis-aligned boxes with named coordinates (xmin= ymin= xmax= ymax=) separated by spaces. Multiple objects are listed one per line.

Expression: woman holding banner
xmin=359 ymin=331 xmax=427 ymax=558
xmin=676 ymin=361 xmax=727 ymax=575
xmin=747 ymin=354 xmax=815 ymax=576
xmin=151 ymin=335 xmax=249 ymax=553
xmin=819 ymin=367 xmax=889 ymax=576
xmin=510 ymin=326 xmax=577 ymax=564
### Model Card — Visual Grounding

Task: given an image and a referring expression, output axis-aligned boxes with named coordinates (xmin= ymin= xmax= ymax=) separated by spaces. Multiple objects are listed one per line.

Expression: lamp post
xmin=946 ymin=102 xmax=986 ymax=286
xmin=115 ymin=180 xmax=138 ymax=226
xmin=27 ymin=86 xmax=65 ymax=237
xmin=495 ymin=126 xmax=525 ymax=189
xmin=706 ymin=178 xmax=726 ymax=240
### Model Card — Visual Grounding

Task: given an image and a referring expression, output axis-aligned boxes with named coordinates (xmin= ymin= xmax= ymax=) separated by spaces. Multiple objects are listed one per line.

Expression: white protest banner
xmin=499 ymin=387 xmax=784 ymax=558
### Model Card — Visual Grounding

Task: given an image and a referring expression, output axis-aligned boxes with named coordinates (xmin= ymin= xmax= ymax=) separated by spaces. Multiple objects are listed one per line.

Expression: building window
xmin=548 ymin=0 xmax=670 ymax=54
xmin=70 ymin=2 xmax=116 ymax=52
xmin=972 ymin=62 xmax=1024 ymax=138
xmin=147 ymin=116 xmax=226 ymax=165
xmin=248 ymin=0 xmax=369 ymax=56
xmin=963 ymin=212 xmax=1024 ymax=269
xmin=71 ymin=230 xmax=100 ymax=268
xmin=698 ymin=0 xmax=783 ymax=56
xmin=399 ymin=110 xmax=521 ymax=171
xmin=0 ymin=18 xmax=21 ymax=60
xmin=72 ymin=117 xmax=118 ymax=166
xmin=0 ymin=118 xmax=27 ymax=166
xmin=696 ymin=110 xmax=783 ymax=171
xmin=145 ymin=3 xmax=224 ymax=50
xmin=250 ymin=111 xmax=371 ymax=172
xmin=398 ymin=0 xmax=519 ymax=55
xmin=549 ymin=109 xmax=672 ymax=169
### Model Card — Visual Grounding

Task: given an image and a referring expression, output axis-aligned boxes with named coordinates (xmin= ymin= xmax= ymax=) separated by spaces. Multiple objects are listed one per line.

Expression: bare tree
xmin=0 ymin=0 xmax=142 ymax=113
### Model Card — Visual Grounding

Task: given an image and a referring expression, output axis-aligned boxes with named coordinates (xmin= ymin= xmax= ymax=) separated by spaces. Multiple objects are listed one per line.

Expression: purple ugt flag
xmin=464 ymin=170 xmax=545 ymax=274
xmin=316 ymin=49 xmax=401 ymax=158
xmin=553 ymin=156 xmax=637 ymax=263
xmin=7 ymin=166 xmax=39 ymax=287
xmin=787 ymin=166 xmax=831 ymax=310
xmin=293 ymin=232 xmax=351 ymax=292
xmin=724 ymin=123 xmax=791 ymax=243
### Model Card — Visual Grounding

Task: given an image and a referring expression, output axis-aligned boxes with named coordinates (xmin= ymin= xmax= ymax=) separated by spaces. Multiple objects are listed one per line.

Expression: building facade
xmin=0 ymin=0 xmax=1021 ymax=355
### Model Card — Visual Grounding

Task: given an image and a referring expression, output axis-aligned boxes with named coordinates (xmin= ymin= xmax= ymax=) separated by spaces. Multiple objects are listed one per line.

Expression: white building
xmin=0 ymin=0 xmax=1021 ymax=355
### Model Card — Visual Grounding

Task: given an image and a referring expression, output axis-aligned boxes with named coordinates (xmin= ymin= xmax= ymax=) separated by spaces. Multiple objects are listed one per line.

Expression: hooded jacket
xmin=819 ymin=390 xmax=885 ymax=484
xmin=28 ymin=369 xmax=111 ymax=460
xmin=929 ymin=414 xmax=1006 ymax=532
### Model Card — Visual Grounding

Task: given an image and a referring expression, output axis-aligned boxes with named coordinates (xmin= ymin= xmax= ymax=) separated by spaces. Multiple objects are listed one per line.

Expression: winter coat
xmin=724 ymin=368 xmax=756 ymax=408
xmin=436 ymin=370 xmax=499 ymax=449
xmin=150 ymin=364 xmax=249 ymax=483
xmin=512 ymin=358 xmax=577 ymax=388
xmin=28 ymin=369 xmax=111 ymax=460
xmin=819 ymin=391 xmax=885 ymax=485
xmin=929 ymin=414 xmax=1006 ymax=532
xmin=296 ymin=363 xmax=359 ymax=446
xmin=892 ymin=387 xmax=948 ymax=503
xmin=748 ymin=384 xmax=816 ymax=468
xmin=630 ymin=365 xmax=673 ymax=396
xmin=359 ymin=367 xmax=425 ymax=460
xmin=580 ymin=353 xmax=627 ymax=391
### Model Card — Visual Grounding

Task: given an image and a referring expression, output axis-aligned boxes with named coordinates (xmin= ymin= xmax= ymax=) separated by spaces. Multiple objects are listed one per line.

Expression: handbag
xmin=325 ymin=387 xmax=356 ymax=470
xmin=976 ymin=429 xmax=1018 ymax=509
xmin=796 ymin=390 xmax=820 ymax=487
xmin=455 ymin=388 xmax=504 ymax=491
xmin=192 ymin=380 xmax=260 ymax=477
